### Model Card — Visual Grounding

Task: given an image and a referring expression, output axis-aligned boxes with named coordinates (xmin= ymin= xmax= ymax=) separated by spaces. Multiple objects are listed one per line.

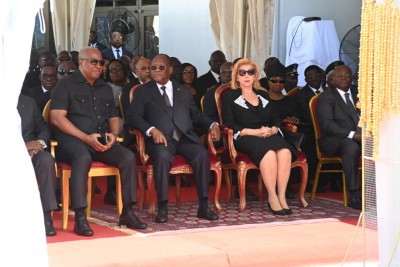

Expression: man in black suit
xmin=316 ymin=65 xmax=361 ymax=210
xmin=21 ymin=65 xmax=58 ymax=112
xmin=195 ymin=50 xmax=226 ymax=99
xmin=101 ymin=30 xmax=133 ymax=60
xmin=17 ymin=94 xmax=58 ymax=236
xmin=88 ymin=30 xmax=106 ymax=51
xmin=126 ymin=54 xmax=221 ymax=223
xmin=50 ymin=47 xmax=147 ymax=236
xmin=295 ymin=65 xmax=324 ymax=191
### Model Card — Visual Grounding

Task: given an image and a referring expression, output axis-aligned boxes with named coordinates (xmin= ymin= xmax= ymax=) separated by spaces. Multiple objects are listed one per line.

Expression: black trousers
xmin=147 ymin=136 xmax=211 ymax=203
xmin=334 ymin=138 xmax=361 ymax=192
xmin=56 ymin=141 xmax=137 ymax=210
xmin=32 ymin=150 xmax=58 ymax=212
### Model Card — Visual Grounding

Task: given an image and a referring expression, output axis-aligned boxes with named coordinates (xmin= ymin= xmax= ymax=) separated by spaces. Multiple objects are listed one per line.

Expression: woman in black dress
xmin=222 ymin=58 xmax=296 ymax=215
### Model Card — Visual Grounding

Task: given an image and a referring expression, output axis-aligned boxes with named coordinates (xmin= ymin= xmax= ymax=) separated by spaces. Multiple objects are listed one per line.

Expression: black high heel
xmin=283 ymin=208 xmax=293 ymax=215
xmin=267 ymin=203 xmax=286 ymax=216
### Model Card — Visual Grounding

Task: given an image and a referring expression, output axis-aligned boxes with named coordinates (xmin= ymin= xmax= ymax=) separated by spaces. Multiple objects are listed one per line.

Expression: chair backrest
xmin=118 ymin=93 xmax=125 ymax=124
xmin=200 ymin=95 xmax=205 ymax=113
xmin=214 ymin=83 xmax=232 ymax=124
xmin=42 ymin=99 xmax=51 ymax=123
xmin=129 ymin=84 xmax=143 ymax=104
xmin=286 ymin=86 xmax=301 ymax=97
xmin=309 ymin=94 xmax=324 ymax=159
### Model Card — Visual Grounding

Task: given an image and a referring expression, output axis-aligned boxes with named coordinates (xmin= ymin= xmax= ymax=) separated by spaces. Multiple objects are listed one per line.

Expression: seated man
xmin=17 ymin=94 xmax=58 ymax=236
xmin=50 ymin=47 xmax=147 ymax=236
xmin=316 ymin=65 xmax=361 ymax=210
xmin=126 ymin=54 xmax=221 ymax=223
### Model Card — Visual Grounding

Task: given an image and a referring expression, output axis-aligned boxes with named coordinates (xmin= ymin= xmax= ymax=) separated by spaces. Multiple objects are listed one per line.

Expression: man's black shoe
xmin=197 ymin=207 xmax=219 ymax=220
xmin=155 ymin=206 xmax=168 ymax=223
xmin=74 ymin=212 xmax=93 ymax=236
xmin=285 ymin=185 xmax=295 ymax=199
xmin=119 ymin=210 xmax=147 ymax=229
xmin=44 ymin=212 xmax=57 ymax=236
xmin=104 ymin=191 xmax=116 ymax=206
xmin=235 ymin=186 xmax=258 ymax=201
xmin=95 ymin=185 xmax=102 ymax=194
xmin=348 ymin=196 xmax=362 ymax=210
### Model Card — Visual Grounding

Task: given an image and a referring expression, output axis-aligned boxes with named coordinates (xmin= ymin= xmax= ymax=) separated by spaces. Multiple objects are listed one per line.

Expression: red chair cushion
xmin=220 ymin=149 xmax=255 ymax=165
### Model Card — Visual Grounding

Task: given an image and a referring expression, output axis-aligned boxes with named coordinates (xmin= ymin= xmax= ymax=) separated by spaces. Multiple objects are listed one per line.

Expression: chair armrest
xmin=222 ymin=126 xmax=238 ymax=163
xmin=128 ymin=129 xmax=149 ymax=165
xmin=50 ymin=140 xmax=58 ymax=158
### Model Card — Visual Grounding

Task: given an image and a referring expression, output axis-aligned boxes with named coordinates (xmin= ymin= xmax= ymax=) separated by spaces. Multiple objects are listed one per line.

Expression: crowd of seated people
xmin=20 ymin=33 xmax=361 ymax=238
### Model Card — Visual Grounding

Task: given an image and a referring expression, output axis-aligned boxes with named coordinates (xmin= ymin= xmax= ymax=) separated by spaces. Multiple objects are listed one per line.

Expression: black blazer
xmin=195 ymin=70 xmax=218 ymax=97
xmin=101 ymin=47 xmax=133 ymax=60
xmin=126 ymin=80 xmax=214 ymax=145
xmin=295 ymin=84 xmax=319 ymax=123
xmin=316 ymin=87 xmax=360 ymax=154
xmin=21 ymin=86 xmax=51 ymax=112
xmin=17 ymin=94 xmax=51 ymax=146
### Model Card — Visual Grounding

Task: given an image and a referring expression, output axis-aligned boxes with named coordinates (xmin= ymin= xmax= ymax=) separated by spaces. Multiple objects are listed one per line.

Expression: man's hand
xmin=25 ymin=140 xmax=45 ymax=157
xmin=85 ymin=133 xmax=110 ymax=152
xmin=210 ymin=123 xmax=220 ymax=141
xmin=353 ymin=132 xmax=362 ymax=143
xmin=150 ymin=128 xmax=168 ymax=146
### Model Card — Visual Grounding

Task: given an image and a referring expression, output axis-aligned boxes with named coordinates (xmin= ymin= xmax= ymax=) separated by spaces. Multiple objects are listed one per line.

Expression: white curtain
xmin=51 ymin=0 xmax=96 ymax=52
xmin=0 ymin=0 xmax=49 ymax=266
xmin=209 ymin=0 xmax=274 ymax=70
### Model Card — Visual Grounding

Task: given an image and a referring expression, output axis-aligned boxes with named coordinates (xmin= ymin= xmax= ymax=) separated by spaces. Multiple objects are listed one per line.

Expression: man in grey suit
xmin=316 ymin=65 xmax=361 ymax=210
xmin=126 ymin=54 xmax=221 ymax=223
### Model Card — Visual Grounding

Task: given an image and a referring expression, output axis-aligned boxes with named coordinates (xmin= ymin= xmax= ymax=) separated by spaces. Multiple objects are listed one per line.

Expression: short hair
xmin=304 ymin=65 xmax=321 ymax=76
xmin=105 ymin=59 xmax=127 ymax=82
xmin=231 ymin=58 xmax=261 ymax=90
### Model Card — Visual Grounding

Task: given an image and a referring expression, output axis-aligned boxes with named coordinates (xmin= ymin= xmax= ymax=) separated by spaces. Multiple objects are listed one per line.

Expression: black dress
xmin=222 ymin=88 xmax=296 ymax=165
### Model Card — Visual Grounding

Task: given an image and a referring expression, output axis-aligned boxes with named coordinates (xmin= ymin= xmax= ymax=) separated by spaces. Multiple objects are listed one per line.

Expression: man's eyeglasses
xmin=109 ymin=67 xmax=124 ymax=74
xmin=111 ymin=35 xmax=123 ymax=40
xmin=139 ymin=66 xmax=151 ymax=71
xmin=269 ymin=78 xmax=285 ymax=84
xmin=238 ymin=69 xmax=256 ymax=77
xmin=182 ymin=71 xmax=195 ymax=76
xmin=150 ymin=65 xmax=167 ymax=71
xmin=221 ymin=70 xmax=232 ymax=75
xmin=335 ymin=74 xmax=352 ymax=79
xmin=58 ymin=57 xmax=71 ymax=62
xmin=306 ymin=73 xmax=321 ymax=79
xmin=81 ymin=58 xmax=106 ymax=66
xmin=58 ymin=69 xmax=76 ymax=76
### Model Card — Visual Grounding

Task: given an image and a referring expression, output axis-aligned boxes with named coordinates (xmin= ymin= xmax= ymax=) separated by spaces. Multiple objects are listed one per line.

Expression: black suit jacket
xmin=195 ymin=70 xmax=218 ymax=98
xmin=295 ymin=85 xmax=319 ymax=123
xmin=101 ymin=46 xmax=133 ymax=60
xmin=316 ymin=87 xmax=360 ymax=154
xmin=21 ymin=86 xmax=51 ymax=112
xmin=17 ymin=94 xmax=51 ymax=146
xmin=89 ymin=42 xmax=106 ymax=51
xmin=126 ymin=80 xmax=213 ymax=145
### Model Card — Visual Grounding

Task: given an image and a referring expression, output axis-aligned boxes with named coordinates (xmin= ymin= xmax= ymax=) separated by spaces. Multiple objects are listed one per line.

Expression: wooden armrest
xmin=128 ymin=129 xmax=149 ymax=165
xmin=222 ymin=127 xmax=238 ymax=161
xmin=50 ymin=140 xmax=57 ymax=158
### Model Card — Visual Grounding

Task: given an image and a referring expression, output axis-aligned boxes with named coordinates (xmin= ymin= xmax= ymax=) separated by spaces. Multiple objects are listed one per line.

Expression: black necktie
xmin=116 ymin=49 xmax=121 ymax=59
xmin=344 ymin=92 xmax=359 ymax=124
xmin=161 ymin=86 xmax=181 ymax=141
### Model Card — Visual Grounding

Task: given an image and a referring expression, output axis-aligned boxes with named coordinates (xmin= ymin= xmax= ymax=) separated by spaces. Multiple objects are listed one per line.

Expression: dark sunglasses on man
xmin=81 ymin=58 xmax=106 ymax=66
xmin=58 ymin=69 xmax=76 ymax=76
xmin=58 ymin=57 xmax=71 ymax=62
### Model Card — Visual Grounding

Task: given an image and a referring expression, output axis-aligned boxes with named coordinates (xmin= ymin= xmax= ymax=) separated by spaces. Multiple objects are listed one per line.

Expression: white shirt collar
xmin=210 ymin=70 xmax=220 ymax=83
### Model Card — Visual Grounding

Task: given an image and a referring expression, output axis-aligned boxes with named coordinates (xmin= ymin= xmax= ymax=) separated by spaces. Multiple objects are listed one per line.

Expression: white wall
xmin=272 ymin=0 xmax=362 ymax=64
xmin=159 ymin=0 xmax=218 ymax=76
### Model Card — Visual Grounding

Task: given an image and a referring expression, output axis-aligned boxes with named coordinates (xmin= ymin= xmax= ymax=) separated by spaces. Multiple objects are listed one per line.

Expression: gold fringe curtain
xmin=359 ymin=0 xmax=400 ymax=159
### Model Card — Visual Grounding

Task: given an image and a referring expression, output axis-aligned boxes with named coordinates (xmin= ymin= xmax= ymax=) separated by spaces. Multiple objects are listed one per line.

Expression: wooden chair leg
xmin=342 ymin=172 xmax=348 ymax=207
xmin=116 ymin=173 xmax=122 ymax=216
xmin=86 ymin=176 xmax=92 ymax=218
xmin=311 ymin=161 xmax=323 ymax=200
xmin=223 ymin=170 xmax=232 ymax=204
xmin=237 ymin=163 xmax=248 ymax=212
xmin=138 ymin=172 xmax=145 ymax=210
xmin=61 ymin=173 xmax=69 ymax=230
xmin=258 ymin=173 xmax=263 ymax=202
xmin=298 ymin=162 xmax=309 ymax=207
xmin=175 ymin=175 xmax=181 ymax=208
xmin=213 ymin=166 xmax=222 ymax=211
xmin=147 ymin=169 xmax=156 ymax=216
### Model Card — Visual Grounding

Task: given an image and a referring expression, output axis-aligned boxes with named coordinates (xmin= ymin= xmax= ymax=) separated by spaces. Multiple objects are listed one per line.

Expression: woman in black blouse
xmin=222 ymin=58 xmax=295 ymax=216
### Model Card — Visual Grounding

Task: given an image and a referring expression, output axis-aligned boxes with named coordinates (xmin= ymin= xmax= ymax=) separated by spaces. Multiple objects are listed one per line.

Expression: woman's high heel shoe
xmin=267 ymin=203 xmax=286 ymax=216
xmin=283 ymin=208 xmax=293 ymax=215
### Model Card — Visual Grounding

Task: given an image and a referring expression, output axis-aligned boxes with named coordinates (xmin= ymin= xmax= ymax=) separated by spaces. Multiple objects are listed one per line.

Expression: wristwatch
xmin=38 ymin=140 xmax=47 ymax=149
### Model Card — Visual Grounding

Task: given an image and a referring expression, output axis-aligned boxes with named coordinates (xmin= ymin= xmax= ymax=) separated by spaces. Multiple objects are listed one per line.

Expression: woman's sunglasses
xmin=238 ymin=69 xmax=256 ymax=77
xmin=269 ymin=79 xmax=285 ymax=84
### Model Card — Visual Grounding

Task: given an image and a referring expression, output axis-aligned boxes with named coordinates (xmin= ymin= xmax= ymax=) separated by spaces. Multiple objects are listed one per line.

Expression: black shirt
xmin=51 ymin=70 xmax=118 ymax=144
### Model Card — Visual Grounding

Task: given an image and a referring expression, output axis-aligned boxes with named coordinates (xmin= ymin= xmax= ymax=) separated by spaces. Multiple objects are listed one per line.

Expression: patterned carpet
xmin=89 ymin=196 xmax=361 ymax=235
